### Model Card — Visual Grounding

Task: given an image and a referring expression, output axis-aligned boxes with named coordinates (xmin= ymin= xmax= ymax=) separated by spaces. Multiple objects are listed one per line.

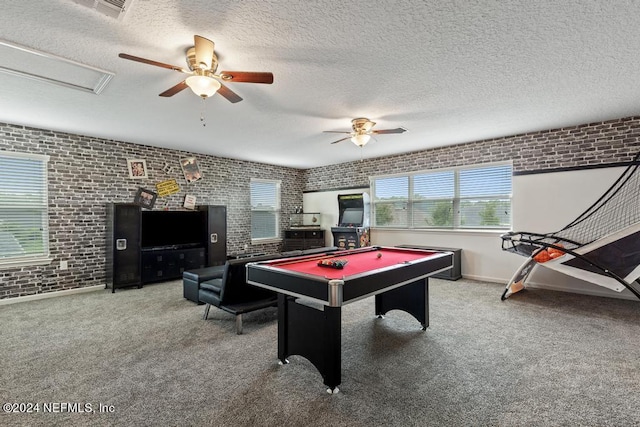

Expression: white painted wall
xmin=303 ymin=188 xmax=369 ymax=245
xmin=303 ymin=166 xmax=636 ymax=299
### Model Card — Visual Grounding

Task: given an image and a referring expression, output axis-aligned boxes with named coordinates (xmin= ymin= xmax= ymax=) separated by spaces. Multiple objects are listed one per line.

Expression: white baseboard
xmin=457 ymin=274 xmax=504 ymax=284
xmin=0 ymin=285 xmax=104 ymax=305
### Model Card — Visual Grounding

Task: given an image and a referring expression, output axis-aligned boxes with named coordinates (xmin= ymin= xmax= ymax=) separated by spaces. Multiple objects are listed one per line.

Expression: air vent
xmin=73 ymin=0 xmax=136 ymax=20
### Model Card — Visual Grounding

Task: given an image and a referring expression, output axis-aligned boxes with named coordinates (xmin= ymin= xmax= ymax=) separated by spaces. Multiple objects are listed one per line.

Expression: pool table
xmin=246 ymin=245 xmax=453 ymax=393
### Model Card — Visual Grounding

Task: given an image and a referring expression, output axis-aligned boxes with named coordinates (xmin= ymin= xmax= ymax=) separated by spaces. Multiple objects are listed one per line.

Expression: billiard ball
xmin=377 ymin=252 xmax=382 ymax=258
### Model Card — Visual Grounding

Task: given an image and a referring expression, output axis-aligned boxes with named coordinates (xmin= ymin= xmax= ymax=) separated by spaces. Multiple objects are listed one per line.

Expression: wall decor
xmin=184 ymin=194 xmax=197 ymax=209
xmin=162 ymin=162 xmax=174 ymax=174
xmin=180 ymin=156 xmax=203 ymax=183
xmin=127 ymin=159 xmax=148 ymax=179
xmin=134 ymin=187 xmax=157 ymax=209
xmin=156 ymin=179 xmax=180 ymax=197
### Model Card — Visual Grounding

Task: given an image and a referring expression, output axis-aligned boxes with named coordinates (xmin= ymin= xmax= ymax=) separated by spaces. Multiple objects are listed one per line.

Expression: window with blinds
xmin=371 ymin=162 xmax=512 ymax=230
xmin=0 ymin=151 xmax=50 ymax=266
xmin=250 ymin=179 xmax=281 ymax=240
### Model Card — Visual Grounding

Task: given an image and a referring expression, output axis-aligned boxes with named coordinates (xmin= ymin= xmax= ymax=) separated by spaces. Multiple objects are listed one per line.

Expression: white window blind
xmin=0 ymin=151 xmax=50 ymax=265
xmin=458 ymin=164 xmax=512 ymax=229
xmin=372 ymin=176 xmax=408 ymax=227
xmin=250 ymin=179 xmax=280 ymax=240
xmin=371 ymin=162 xmax=512 ymax=230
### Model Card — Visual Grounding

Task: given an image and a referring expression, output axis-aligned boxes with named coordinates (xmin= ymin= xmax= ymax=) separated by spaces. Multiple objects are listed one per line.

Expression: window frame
xmin=0 ymin=150 xmax=52 ymax=269
xmin=250 ymin=178 xmax=281 ymax=243
xmin=370 ymin=161 xmax=512 ymax=231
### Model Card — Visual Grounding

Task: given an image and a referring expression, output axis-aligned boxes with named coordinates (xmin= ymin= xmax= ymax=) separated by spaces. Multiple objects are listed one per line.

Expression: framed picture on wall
xmin=133 ymin=187 xmax=157 ymax=209
xmin=179 ymin=157 xmax=203 ymax=183
xmin=127 ymin=159 xmax=148 ymax=179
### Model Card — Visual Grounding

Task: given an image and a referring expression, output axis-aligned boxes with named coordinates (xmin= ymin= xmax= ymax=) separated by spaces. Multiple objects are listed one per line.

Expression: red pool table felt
xmin=271 ymin=248 xmax=438 ymax=279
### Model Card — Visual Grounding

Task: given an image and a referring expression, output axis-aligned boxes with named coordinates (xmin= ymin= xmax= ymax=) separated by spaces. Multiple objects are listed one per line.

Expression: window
xmin=250 ymin=179 xmax=281 ymax=241
xmin=0 ymin=151 xmax=50 ymax=267
xmin=371 ymin=162 xmax=512 ymax=230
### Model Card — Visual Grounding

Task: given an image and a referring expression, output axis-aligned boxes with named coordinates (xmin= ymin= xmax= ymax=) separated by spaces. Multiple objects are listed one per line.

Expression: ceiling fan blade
xmin=323 ymin=131 xmax=351 ymax=134
xmin=118 ymin=53 xmax=188 ymax=73
xmin=219 ymin=71 xmax=274 ymax=84
xmin=159 ymin=81 xmax=189 ymax=97
xmin=330 ymin=137 xmax=351 ymax=144
xmin=217 ymin=83 xmax=243 ymax=103
xmin=371 ymin=127 xmax=407 ymax=134
xmin=194 ymin=35 xmax=215 ymax=69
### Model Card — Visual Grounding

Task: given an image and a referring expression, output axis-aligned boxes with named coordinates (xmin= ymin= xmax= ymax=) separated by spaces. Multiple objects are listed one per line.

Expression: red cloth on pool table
xmin=271 ymin=248 xmax=437 ymax=279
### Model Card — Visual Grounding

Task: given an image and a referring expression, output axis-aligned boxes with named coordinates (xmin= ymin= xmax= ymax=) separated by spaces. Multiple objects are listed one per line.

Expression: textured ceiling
xmin=1 ymin=1 xmax=639 ymax=169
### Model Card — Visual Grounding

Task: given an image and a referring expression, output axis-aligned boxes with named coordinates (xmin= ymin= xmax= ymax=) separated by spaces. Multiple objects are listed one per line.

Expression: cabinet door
xmin=112 ymin=204 xmax=141 ymax=287
xmin=203 ymin=205 xmax=227 ymax=266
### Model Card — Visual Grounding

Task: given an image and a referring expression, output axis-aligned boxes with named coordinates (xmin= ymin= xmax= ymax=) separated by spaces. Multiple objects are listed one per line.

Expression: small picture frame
xmin=180 ymin=157 xmax=203 ymax=183
xmin=134 ymin=187 xmax=157 ymax=209
xmin=127 ymin=159 xmax=148 ymax=179
xmin=184 ymin=194 xmax=197 ymax=210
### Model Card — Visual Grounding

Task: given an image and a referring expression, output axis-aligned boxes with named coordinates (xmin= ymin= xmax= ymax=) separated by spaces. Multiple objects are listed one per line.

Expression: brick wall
xmin=303 ymin=116 xmax=640 ymax=191
xmin=0 ymin=123 xmax=304 ymax=299
xmin=3 ymin=115 xmax=640 ymax=299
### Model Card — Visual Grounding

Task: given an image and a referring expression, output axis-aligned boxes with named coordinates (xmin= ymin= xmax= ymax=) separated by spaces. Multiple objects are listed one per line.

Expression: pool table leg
xmin=375 ymin=278 xmax=429 ymax=330
xmin=277 ymin=294 xmax=342 ymax=393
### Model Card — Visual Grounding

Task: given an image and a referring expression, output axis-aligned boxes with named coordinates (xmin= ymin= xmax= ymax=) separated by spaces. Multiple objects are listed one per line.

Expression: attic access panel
xmin=0 ymin=40 xmax=114 ymax=94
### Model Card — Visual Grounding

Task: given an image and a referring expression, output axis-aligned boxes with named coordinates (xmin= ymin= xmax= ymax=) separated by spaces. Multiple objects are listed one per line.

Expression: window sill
xmin=0 ymin=256 xmax=53 ymax=270
xmin=250 ymin=238 xmax=282 ymax=245
xmin=372 ymin=228 xmax=509 ymax=237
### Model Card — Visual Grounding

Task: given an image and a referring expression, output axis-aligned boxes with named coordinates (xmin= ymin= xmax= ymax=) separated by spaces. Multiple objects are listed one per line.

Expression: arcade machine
xmin=331 ymin=193 xmax=370 ymax=250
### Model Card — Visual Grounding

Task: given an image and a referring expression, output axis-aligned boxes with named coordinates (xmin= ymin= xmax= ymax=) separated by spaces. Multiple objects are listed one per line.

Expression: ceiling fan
xmin=324 ymin=118 xmax=407 ymax=147
xmin=118 ymin=35 xmax=273 ymax=103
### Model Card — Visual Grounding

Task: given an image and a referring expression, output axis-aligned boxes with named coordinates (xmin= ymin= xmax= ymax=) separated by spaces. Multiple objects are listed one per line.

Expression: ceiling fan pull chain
xmin=200 ymin=97 xmax=206 ymax=127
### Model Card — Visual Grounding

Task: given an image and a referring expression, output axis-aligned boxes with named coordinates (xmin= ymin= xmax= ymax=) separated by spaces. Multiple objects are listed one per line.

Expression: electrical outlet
xmin=60 ymin=260 xmax=68 ymax=270
xmin=244 ymin=244 xmax=249 ymax=250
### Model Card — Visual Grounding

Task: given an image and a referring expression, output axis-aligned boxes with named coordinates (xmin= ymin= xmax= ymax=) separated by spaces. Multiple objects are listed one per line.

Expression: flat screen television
xmin=141 ymin=210 xmax=207 ymax=248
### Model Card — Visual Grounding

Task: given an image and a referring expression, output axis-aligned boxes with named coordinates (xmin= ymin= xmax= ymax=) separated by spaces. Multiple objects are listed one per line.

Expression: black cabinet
xmin=141 ymin=247 xmax=206 ymax=283
xmin=200 ymin=205 xmax=227 ymax=266
xmin=283 ymin=229 xmax=325 ymax=251
xmin=105 ymin=203 xmax=142 ymax=292
xmin=106 ymin=204 xmax=227 ymax=292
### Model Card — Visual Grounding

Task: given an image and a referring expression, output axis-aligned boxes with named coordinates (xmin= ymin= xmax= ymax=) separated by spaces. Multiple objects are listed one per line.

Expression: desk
xmin=246 ymin=246 xmax=453 ymax=393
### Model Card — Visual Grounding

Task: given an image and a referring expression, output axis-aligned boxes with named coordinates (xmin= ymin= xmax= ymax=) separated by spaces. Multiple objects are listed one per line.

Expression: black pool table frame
xmin=246 ymin=246 xmax=453 ymax=393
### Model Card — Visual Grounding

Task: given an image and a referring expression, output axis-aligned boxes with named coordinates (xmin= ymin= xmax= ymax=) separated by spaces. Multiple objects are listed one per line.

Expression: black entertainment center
xmin=106 ymin=204 xmax=226 ymax=292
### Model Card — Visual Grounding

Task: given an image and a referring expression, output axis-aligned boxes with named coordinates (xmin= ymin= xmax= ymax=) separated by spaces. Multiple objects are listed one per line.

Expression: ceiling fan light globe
xmin=185 ymin=75 xmax=221 ymax=98
xmin=351 ymin=134 xmax=371 ymax=147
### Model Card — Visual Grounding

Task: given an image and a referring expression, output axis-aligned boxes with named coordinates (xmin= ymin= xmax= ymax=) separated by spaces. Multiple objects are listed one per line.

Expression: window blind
xmin=250 ymin=179 xmax=280 ymax=240
xmin=371 ymin=162 xmax=512 ymax=230
xmin=0 ymin=151 xmax=50 ymax=263
xmin=371 ymin=176 xmax=409 ymax=227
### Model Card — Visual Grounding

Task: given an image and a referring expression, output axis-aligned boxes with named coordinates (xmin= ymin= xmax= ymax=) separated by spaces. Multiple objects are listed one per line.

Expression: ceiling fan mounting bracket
xmin=352 ymin=117 xmax=375 ymax=134
xmin=186 ymin=46 xmax=218 ymax=73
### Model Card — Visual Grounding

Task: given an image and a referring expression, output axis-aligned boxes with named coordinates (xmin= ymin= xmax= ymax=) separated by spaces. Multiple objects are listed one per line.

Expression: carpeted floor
xmin=2 ymin=278 xmax=640 ymax=427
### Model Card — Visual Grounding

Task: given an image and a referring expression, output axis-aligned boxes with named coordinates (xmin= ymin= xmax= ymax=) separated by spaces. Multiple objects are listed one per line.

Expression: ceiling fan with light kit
xmin=324 ymin=118 xmax=407 ymax=148
xmin=118 ymin=35 xmax=274 ymax=103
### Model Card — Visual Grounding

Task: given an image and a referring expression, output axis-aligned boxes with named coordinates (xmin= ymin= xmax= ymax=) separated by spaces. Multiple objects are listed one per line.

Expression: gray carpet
xmin=2 ymin=278 xmax=640 ymax=427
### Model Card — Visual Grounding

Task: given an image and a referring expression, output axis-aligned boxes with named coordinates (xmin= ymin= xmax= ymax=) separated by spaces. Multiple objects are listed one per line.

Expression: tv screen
xmin=340 ymin=208 xmax=363 ymax=226
xmin=141 ymin=210 xmax=206 ymax=248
